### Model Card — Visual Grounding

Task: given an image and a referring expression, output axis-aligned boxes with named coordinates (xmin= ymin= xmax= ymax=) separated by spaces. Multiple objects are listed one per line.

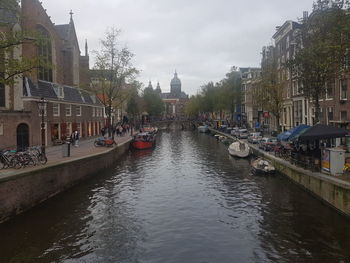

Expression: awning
xmin=297 ymin=124 xmax=348 ymax=141
xmin=277 ymin=124 xmax=310 ymax=141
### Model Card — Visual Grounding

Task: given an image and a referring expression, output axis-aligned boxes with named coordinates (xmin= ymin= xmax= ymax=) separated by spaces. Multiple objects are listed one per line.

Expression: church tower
xmin=156 ymin=81 xmax=162 ymax=94
xmin=170 ymin=71 xmax=181 ymax=97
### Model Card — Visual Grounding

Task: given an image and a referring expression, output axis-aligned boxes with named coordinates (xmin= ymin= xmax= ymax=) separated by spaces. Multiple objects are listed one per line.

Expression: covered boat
xmin=131 ymin=132 xmax=156 ymax=150
xmin=228 ymin=141 xmax=250 ymax=158
xmin=251 ymin=158 xmax=275 ymax=175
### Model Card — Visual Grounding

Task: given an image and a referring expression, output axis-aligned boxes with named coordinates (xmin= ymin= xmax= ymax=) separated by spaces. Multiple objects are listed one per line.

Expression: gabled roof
xmin=54 ymin=24 xmax=70 ymax=40
xmin=63 ymin=86 xmax=83 ymax=103
xmin=23 ymin=77 xmax=102 ymax=106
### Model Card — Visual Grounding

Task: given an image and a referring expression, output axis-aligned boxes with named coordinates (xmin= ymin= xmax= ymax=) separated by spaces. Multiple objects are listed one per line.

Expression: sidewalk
xmin=0 ymin=134 xmax=132 ymax=178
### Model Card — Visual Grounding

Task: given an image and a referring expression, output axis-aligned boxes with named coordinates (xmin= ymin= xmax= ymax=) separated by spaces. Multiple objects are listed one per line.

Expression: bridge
xmin=150 ymin=120 xmax=199 ymax=131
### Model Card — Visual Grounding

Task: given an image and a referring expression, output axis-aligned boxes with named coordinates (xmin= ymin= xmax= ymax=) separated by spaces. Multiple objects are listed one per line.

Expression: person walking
xmin=71 ymin=130 xmax=80 ymax=147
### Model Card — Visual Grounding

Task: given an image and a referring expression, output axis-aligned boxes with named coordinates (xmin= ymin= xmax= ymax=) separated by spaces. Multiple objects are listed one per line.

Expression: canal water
xmin=1 ymin=131 xmax=350 ymax=263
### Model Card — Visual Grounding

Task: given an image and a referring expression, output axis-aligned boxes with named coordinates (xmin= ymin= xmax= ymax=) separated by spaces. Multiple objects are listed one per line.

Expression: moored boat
xmin=141 ymin=126 xmax=158 ymax=134
xmin=131 ymin=132 xmax=156 ymax=150
xmin=251 ymin=158 xmax=275 ymax=175
xmin=198 ymin=125 xmax=209 ymax=133
xmin=228 ymin=141 xmax=250 ymax=158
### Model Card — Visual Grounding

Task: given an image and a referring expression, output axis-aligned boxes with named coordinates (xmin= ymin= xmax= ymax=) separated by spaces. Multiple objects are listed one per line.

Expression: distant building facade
xmin=153 ymin=71 xmax=189 ymax=118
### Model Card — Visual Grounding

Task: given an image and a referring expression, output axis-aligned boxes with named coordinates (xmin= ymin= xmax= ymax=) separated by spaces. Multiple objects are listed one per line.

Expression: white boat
xmin=228 ymin=141 xmax=250 ymax=158
xmin=198 ymin=125 xmax=209 ymax=133
xmin=251 ymin=158 xmax=275 ymax=175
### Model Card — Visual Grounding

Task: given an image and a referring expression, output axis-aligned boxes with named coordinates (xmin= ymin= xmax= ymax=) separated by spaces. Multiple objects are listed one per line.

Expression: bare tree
xmin=91 ymin=27 xmax=139 ymax=127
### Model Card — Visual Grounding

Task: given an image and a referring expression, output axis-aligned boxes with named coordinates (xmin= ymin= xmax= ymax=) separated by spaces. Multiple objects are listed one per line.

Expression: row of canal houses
xmin=241 ymin=8 xmax=350 ymax=133
xmin=0 ymin=0 xmax=106 ymax=150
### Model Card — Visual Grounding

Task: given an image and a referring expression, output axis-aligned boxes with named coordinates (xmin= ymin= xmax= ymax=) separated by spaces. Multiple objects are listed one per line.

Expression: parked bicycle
xmin=0 ymin=150 xmax=17 ymax=169
xmin=0 ymin=146 xmax=47 ymax=169
xmin=94 ymin=137 xmax=116 ymax=147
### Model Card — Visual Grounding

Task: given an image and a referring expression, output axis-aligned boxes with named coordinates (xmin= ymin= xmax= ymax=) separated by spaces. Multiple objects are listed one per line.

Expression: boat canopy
xmin=277 ymin=124 xmax=310 ymax=141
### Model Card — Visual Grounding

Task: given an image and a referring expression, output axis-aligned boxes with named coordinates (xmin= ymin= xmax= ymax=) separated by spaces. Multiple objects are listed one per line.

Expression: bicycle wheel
xmin=10 ymin=157 xmax=22 ymax=169
xmin=39 ymin=154 xmax=47 ymax=165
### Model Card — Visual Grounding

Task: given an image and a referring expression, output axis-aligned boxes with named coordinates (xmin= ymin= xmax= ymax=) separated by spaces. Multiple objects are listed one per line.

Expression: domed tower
xmin=170 ymin=71 xmax=181 ymax=97
xmin=147 ymin=80 xmax=153 ymax=90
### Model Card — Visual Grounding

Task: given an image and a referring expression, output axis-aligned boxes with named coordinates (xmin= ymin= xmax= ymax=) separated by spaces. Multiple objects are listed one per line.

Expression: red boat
xmin=131 ymin=132 xmax=156 ymax=150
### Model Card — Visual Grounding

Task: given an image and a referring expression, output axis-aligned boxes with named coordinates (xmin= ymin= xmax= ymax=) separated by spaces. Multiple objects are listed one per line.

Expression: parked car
xmin=238 ymin=129 xmax=248 ymax=139
xmin=259 ymin=137 xmax=269 ymax=149
xmin=248 ymin=132 xmax=262 ymax=144
xmin=231 ymin=127 xmax=240 ymax=137
xmin=260 ymin=137 xmax=278 ymax=151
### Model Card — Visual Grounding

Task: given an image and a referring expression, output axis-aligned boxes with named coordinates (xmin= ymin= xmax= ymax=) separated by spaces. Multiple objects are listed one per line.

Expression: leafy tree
xmin=126 ymin=81 xmax=142 ymax=123
xmin=257 ymin=51 xmax=284 ymax=132
xmin=288 ymin=2 xmax=350 ymax=123
xmin=91 ymin=27 xmax=139 ymax=126
xmin=142 ymin=86 xmax=164 ymax=118
xmin=185 ymin=67 xmax=241 ymax=121
xmin=185 ymin=94 xmax=202 ymax=118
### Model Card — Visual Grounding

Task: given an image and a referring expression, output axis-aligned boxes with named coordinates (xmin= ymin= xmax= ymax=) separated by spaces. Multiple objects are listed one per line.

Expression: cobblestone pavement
xmin=0 ymin=134 xmax=132 ymax=178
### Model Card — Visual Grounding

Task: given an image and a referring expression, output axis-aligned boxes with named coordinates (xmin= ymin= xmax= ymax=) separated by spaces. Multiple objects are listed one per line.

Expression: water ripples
xmin=1 ymin=131 xmax=350 ymax=263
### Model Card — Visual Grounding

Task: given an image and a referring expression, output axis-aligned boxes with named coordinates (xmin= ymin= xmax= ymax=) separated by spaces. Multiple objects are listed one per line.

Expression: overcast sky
xmin=42 ymin=0 xmax=315 ymax=95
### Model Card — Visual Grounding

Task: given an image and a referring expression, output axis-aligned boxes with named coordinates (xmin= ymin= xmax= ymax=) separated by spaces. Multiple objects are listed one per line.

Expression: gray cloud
xmin=42 ymin=0 xmax=314 ymax=95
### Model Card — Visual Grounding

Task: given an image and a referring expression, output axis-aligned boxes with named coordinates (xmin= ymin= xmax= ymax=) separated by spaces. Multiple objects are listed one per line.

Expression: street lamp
xmin=37 ymin=97 xmax=47 ymax=156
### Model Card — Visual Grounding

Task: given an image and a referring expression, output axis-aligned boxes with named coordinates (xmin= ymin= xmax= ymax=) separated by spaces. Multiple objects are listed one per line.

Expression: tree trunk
xmin=276 ymin=114 xmax=281 ymax=133
xmin=314 ymin=92 xmax=320 ymax=124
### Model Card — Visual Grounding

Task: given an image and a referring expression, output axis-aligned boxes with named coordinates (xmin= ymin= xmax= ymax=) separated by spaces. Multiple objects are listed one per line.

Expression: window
xmin=0 ymin=123 xmax=3 ymax=135
xmin=340 ymin=79 xmax=347 ymax=100
xmin=65 ymin=104 xmax=72 ymax=116
xmin=326 ymin=80 xmax=335 ymax=99
xmin=327 ymin=107 xmax=333 ymax=121
xmin=67 ymin=122 xmax=72 ymax=136
xmin=36 ymin=25 xmax=53 ymax=82
xmin=76 ymin=106 xmax=81 ymax=116
xmin=341 ymin=111 xmax=347 ymax=121
xmin=53 ymin=84 xmax=64 ymax=98
xmin=92 ymin=107 xmax=95 ymax=117
xmin=53 ymin=103 xmax=60 ymax=116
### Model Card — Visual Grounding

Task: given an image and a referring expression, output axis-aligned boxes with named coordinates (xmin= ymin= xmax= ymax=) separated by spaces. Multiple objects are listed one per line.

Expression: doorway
xmin=17 ymin=123 xmax=29 ymax=151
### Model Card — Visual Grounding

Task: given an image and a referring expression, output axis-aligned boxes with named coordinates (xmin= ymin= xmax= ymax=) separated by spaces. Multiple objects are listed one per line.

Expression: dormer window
xmin=53 ymin=84 xmax=64 ymax=99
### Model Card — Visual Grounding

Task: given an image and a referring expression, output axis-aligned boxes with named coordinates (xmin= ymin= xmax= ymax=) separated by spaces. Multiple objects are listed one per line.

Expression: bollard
xmin=67 ymin=141 xmax=71 ymax=157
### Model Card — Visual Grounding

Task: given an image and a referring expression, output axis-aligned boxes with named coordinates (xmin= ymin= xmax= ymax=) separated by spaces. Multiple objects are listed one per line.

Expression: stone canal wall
xmin=0 ymin=140 xmax=131 ymax=223
xmin=209 ymin=128 xmax=350 ymax=218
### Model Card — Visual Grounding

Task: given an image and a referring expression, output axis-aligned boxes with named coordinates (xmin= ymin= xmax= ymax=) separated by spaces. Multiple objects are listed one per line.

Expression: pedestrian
xmin=101 ymin=127 xmax=105 ymax=137
xmin=71 ymin=130 xmax=80 ymax=147
xmin=112 ymin=125 xmax=116 ymax=139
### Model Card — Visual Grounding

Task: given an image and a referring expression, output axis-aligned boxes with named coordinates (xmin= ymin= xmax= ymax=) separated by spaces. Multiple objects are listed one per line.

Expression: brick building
xmin=0 ymin=0 xmax=103 ymax=150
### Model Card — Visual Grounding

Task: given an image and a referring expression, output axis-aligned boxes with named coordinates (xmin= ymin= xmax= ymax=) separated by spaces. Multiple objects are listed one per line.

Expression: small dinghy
xmin=198 ymin=125 xmax=209 ymax=133
xmin=228 ymin=141 xmax=250 ymax=158
xmin=251 ymin=158 xmax=275 ymax=175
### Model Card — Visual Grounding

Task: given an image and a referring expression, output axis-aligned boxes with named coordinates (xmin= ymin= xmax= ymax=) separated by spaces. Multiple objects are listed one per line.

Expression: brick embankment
xmin=209 ymin=128 xmax=350 ymax=218
xmin=0 ymin=134 xmax=133 ymax=223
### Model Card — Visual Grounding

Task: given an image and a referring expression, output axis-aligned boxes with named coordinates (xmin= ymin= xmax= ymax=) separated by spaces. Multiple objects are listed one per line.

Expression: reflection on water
xmin=0 ymin=131 xmax=350 ymax=263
